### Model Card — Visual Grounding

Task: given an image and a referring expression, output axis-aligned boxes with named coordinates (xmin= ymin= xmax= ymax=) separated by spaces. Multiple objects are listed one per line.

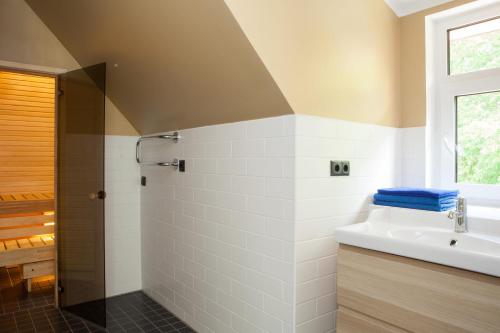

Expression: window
xmin=427 ymin=1 xmax=500 ymax=205
xmin=449 ymin=17 xmax=500 ymax=75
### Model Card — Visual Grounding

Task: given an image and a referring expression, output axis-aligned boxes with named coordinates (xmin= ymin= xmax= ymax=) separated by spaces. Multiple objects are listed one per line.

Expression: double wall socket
xmin=331 ymin=160 xmax=350 ymax=176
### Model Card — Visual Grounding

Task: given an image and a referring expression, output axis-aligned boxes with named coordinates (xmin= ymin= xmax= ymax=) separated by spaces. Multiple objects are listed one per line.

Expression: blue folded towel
xmin=377 ymin=187 xmax=459 ymax=199
xmin=373 ymin=200 xmax=456 ymax=212
xmin=373 ymin=193 xmax=457 ymax=206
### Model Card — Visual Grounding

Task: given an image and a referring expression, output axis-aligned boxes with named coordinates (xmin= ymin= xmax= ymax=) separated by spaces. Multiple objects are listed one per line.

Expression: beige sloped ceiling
xmin=0 ymin=0 xmax=138 ymax=136
xmin=25 ymin=0 xmax=293 ymax=135
xmin=18 ymin=0 xmax=478 ymax=134
xmin=27 ymin=0 xmax=409 ymax=131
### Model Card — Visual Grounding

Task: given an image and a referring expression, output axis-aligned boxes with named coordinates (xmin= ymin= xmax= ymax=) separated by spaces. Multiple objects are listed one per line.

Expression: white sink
xmin=335 ymin=205 xmax=500 ymax=277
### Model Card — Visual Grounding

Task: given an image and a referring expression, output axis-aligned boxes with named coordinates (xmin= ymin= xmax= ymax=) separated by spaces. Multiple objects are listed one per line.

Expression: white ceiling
xmin=384 ymin=0 xmax=455 ymax=16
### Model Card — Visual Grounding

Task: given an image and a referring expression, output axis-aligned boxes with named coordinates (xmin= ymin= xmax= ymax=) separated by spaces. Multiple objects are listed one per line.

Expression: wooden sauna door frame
xmin=0 ymin=63 xmax=60 ymax=305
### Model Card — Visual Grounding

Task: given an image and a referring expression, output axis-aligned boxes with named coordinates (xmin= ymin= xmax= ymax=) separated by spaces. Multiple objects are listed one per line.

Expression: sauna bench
xmin=0 ymin=197 xmax=55 ymax=292
xmin=0 ymin=193 xmax=54 ymax=215
xmin=337 ymin=244 xmax=500 ymax=333
xmin=0 ymin=235 xmax=54 ymax=266
xmin=0 ymin=235 xmax=55 ymax=292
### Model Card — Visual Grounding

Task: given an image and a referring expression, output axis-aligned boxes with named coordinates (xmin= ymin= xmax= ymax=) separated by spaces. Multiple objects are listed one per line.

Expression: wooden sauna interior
xmin=0 ymin=69 xmax=56 ymax=292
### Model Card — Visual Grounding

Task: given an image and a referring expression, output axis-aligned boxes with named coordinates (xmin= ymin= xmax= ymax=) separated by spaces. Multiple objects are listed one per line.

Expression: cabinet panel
xmin=337 ymin=306 xmax=407 ymax=333
xmin=337 ymin=245 xmax=500 ymax=333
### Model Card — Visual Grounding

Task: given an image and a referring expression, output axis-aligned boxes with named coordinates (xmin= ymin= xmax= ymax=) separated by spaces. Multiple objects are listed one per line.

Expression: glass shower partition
xmin=57 ymin=63 xmax=107 ymax=327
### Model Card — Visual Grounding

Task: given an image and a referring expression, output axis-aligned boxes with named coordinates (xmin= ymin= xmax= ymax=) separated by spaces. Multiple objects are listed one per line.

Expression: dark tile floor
xmin=0 ymin=267 xmax=54 ymax=315
xmin=0 ymin=267 xmax=195 ymax=333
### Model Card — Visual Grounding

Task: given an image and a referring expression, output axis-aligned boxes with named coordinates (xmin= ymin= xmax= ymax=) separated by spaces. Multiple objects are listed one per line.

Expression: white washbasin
xmin=335 ymin=205 xmax=500 ymax=277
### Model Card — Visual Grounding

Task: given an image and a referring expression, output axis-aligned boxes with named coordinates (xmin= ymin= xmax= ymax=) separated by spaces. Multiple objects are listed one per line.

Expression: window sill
xmin=468 ymin=205 xmax=500 ymax=222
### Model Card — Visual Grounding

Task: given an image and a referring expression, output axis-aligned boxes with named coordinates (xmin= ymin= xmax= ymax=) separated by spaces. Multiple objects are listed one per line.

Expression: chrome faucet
xmin=448 ymin=197 xmax=467 ymax=233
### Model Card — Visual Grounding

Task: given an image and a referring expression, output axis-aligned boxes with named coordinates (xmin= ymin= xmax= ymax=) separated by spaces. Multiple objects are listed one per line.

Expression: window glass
xmin=456 ymin=91 xmax=500 ymax=185
xmin=449 ymin=17 xmax=500 ymax=75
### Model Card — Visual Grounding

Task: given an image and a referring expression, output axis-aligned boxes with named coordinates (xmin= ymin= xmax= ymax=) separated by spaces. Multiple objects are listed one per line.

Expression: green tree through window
xmin=450 ymin=20 xmax=500 ymax=185
xmin=456 ymin=92 xmax=500 ymax=185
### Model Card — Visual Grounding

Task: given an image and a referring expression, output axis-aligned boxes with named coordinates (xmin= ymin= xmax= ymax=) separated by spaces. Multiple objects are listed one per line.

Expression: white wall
xmin=139 ymin=114 xmax=404 ymax=332
xmin=141 ymin=116 xmax=296 ymax=333
xmin=401 ymin=127 xmax=426 ymax=187
xmin=105 ymin=135 xmax=142 ymax=297
xmin=293 ymin=115 xmax=401 ymax=332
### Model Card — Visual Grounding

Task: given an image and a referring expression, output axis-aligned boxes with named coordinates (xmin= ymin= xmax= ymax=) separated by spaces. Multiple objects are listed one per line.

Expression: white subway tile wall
xmin=401 ymin=127 xmax=426 ymax=187
xmin=140 ymin=115 xmax=403 ymax=332
xmin=141 ymin=116 xmax=296 ymax=333
xmin=294 ymin=115 xmax=401 ymax=333
xmin=105 ymin=135 xmax=142 ymax=297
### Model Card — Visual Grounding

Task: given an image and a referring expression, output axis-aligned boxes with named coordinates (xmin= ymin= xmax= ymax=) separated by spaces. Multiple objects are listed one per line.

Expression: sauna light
xmin=43 ymin=211 xmax=55 ymax=216
xmin=44 ymin=222 xmax=55 ymax=226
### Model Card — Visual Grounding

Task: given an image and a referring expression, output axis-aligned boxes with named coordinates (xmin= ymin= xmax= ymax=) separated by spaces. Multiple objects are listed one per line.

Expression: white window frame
xmin=426 ymin=0 xmax=500 ymax=206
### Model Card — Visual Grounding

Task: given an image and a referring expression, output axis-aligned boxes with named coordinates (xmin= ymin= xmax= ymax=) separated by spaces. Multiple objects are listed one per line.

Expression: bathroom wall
xmin=140 ymin=114 xmax=402 ymax=332
xmin=401 ymin=127 xmax=426 ymax=187
xmin=105 ymin=135 xmax=142 ymax=296
xmin=294 ymin=115 xmax=401 ymax=332
xmin=141 ymin=116 xmax=296 ymax=333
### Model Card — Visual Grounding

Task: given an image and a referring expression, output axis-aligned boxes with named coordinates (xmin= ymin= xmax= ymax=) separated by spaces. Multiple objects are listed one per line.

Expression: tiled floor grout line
xmin=7 ymin=268 xmax=14 ymax=288
xmin=130 ymin=301 xmax=163 ymax=331
xmin=11 ymin=311 xmax=19 ymax=333
xmin=136 ymin=298 xmax=172 ymax=332
xmin=27 ymin=310 xmax=39 ymax=333
xmin=44 ymin=307 xmax=57 ymax=332
xmin=109 ymin=302 xmax=142 ymax=332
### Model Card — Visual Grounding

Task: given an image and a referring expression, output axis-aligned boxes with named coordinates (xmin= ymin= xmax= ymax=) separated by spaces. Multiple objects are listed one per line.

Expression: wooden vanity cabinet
xmin=337 ymin=244 xmax=500 ymax=333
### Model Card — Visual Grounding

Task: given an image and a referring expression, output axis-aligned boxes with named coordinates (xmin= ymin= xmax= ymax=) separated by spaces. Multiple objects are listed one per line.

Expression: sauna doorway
xmin=0 ymin=69 xmax=56 ymax=312
xmin=0 ymin=64 xmax=107 ymax=327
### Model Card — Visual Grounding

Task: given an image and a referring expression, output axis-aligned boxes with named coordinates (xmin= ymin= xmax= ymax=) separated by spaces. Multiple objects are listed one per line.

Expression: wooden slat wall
xmin=0 ymin=71 xmax=55 ymax=195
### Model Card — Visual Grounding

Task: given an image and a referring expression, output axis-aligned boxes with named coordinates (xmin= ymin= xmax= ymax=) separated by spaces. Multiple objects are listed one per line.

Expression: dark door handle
xmin=88 ymin=191 xmax=106 ymax=200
